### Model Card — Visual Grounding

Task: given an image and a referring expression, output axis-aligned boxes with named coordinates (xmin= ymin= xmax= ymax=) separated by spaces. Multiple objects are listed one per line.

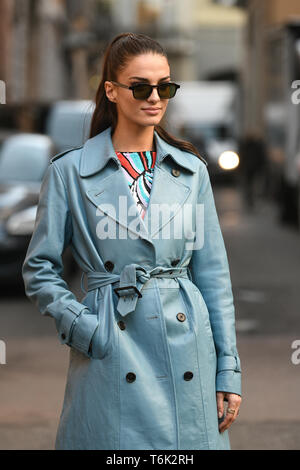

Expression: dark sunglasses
xmin=109 ymin=80 xmax=180 ymax=100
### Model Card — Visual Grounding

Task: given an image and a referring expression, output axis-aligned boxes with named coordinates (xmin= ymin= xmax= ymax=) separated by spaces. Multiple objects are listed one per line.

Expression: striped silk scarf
xmin=116 ymin=150 xmax=157 ymax=220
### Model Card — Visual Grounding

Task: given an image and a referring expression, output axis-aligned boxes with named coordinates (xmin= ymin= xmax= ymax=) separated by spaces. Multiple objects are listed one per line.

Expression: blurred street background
xmin=0 ymin=0 xmax=300 ymax=450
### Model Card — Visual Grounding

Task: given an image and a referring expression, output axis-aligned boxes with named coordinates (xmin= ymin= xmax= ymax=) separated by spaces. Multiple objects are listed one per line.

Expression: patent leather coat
xmin=22 ymin=126 xmax=242 ymax=450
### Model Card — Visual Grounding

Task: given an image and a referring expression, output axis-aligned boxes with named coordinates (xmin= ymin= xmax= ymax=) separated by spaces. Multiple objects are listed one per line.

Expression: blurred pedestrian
xmin=238 ymin=128 xmax=268 ymax=210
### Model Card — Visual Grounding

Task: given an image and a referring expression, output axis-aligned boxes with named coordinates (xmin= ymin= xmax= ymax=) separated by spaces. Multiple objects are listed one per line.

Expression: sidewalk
xmin=230 ymin=334 xmax=300 ymax=449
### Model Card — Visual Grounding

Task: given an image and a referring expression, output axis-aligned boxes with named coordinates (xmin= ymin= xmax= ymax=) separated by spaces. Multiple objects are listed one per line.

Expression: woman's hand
xmin=216 ymin=391 xmax=242 ymax=433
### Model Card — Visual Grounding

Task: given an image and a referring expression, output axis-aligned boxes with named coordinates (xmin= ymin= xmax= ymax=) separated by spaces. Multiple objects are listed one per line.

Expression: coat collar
xmin=79 ymin=126 xmax=200 ymax=177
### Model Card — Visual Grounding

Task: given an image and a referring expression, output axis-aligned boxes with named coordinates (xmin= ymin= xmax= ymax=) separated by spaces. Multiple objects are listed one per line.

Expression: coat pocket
xmin=192 ymin=286 xmax=216 ymax=355
xmin=90 ymin=291 xmax=115 ymax=360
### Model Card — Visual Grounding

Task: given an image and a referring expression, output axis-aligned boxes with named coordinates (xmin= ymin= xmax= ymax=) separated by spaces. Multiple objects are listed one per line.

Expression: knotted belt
xmin=81 ymin=264 xmax=190 ymax=317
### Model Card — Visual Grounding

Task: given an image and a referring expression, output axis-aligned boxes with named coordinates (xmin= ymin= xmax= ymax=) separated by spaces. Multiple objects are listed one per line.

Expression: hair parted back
xmin=89 ymin=32 xmax=206 ymax=163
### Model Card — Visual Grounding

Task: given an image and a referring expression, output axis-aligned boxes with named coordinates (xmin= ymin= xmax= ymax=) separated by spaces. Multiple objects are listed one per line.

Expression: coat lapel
xmin=142 ymin=164 xmax=191 ymax=239
xmin=85 ymin=168 xmax=151 ymax=242
xmin=80 ymin=126 xmax=198 ymax=245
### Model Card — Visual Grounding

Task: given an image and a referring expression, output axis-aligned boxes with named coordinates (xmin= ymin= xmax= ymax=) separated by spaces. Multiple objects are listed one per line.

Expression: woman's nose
xmin=147 ymin=87 xmax=160 ymax=101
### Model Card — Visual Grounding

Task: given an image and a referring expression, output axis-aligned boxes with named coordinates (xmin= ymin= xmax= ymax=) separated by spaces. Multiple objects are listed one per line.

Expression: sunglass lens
xmin=133 ymin=84 xmax=152 ymax=99
xmin=158 ymin=83 xmax=171 ymax=98
xmin=159 ymin=83 xmax=177 ymax=99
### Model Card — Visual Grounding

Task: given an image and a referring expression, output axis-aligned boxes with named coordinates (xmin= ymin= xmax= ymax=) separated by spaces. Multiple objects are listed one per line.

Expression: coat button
xmin=171 ymin=258 xmax=180 ymax=267
xmin=126 ymin=372 xmax=136 ymax=383
xmin=61 ymin=333 xmax=66 ymax=340
xmin=104 ymin=260 xmax=114 ymax=272
xmin=118 ymin=320 xmax=126 ymax=330
xmin=171 ymin=168 xmax=180 ymax=177
xmin=177 ymin=313 xmax=186 ymax=322
xmin=183 ymin=371 xmax=193 ymax=381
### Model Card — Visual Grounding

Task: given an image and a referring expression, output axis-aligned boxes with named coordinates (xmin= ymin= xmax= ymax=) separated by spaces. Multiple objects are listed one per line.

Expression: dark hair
xmin=89 ymin=32 xmax=206 ymax=164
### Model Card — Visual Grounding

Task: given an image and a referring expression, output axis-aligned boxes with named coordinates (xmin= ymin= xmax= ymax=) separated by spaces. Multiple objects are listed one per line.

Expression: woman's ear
xmin=104 ymin=81 xmax=117 ymax=103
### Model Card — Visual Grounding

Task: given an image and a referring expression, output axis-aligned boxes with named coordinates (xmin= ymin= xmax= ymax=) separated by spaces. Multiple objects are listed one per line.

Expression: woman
xmin=22 ymin=32 xmax=242 ymax=450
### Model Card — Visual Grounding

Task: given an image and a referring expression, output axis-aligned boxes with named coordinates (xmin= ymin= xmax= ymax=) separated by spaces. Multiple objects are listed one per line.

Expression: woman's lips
xmin=142 ymin=108 xmax=161 ymax=115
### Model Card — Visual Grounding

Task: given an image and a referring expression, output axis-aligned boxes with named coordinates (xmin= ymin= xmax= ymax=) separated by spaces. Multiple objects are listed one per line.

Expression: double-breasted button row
xmin=126 ymin=371 xmax=193 ymax=382
xmin=104 ymin=260 xmax=114 ymax=272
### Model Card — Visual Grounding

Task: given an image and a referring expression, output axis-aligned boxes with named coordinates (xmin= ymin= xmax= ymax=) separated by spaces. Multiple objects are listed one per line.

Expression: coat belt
xmin=81 ymin=264 xmax=190 ymax=317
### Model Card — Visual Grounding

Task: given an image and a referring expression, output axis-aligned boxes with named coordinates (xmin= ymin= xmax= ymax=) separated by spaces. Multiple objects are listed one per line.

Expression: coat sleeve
xmin=188 ymin=164 xmax=242 ymax=396
xmin=22 ymin=160 xmax=98 ymax=358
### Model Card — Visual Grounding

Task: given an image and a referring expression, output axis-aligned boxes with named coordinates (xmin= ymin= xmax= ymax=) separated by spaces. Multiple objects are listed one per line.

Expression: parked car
xmin=46 ymin=99 xmax=95 ymax=153
xmin=0 ymin=133 xmax=75 ymax=287
xmin=0 ymin=99 xmax=99 ymax=287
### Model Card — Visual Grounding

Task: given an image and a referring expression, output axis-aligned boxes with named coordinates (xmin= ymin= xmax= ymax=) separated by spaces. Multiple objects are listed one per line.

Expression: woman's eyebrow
xmin=129 ymin=76 xmax=171 ymax=82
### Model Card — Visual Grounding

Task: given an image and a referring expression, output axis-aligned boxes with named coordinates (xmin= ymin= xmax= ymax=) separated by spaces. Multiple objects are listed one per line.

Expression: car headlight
xmin=6 ymin=206 xmax=37 ymax=236
xmin=218 ymin=151 xmax=239 ymax=170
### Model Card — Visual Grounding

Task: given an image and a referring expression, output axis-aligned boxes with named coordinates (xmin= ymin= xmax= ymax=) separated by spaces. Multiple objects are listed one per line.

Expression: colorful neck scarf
xmin=116 ymin=150 xmax=157 ymax=220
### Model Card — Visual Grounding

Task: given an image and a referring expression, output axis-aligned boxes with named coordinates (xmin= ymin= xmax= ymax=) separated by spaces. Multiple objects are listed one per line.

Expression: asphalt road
xmin=0 ymin=184 xmax=299 ymax=450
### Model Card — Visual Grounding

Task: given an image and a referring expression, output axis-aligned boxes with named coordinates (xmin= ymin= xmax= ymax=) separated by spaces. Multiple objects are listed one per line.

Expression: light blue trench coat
xmin=22 ymin=126 xmax=242 ymax=450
